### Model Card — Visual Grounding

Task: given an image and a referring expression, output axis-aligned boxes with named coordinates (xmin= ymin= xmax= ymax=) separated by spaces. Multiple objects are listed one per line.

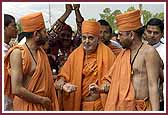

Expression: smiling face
xmin=82 ymin=33 xmax=99 ymax=53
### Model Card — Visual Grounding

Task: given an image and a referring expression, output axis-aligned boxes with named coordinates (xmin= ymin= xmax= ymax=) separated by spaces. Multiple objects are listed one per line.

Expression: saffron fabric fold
xmin=20 ymin=12 xmax=45 ymax=32
xmin=116 ymin=10 xmax=142 ymax=31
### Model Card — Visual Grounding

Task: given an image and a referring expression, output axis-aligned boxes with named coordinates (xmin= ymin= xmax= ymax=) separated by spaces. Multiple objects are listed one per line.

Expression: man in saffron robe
xmin=4 ymin=12 xmax=59 ymax=111
xmin=104 ymin=10 xmax=161 ymax=111
xmin=55 ymin=20 xmax=116 ymax=111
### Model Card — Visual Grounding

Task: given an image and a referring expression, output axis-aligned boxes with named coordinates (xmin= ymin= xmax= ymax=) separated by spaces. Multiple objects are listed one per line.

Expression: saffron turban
xmin=20 ymin=12 xmax=45 ymax=32
xmin=82 ymin=20 xmax=100 ymax=36
xmin=116 ymin=10 xmax=142 ymax=31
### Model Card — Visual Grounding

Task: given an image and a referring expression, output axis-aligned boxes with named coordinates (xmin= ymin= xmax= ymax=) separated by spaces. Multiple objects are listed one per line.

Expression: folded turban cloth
xmin=20 ymin=12 xmax=45 ymax=32
xmin=116 ymin=10 xmax=142 ymax=31
xmin=82 ymin=20 xmax=100 ymax=36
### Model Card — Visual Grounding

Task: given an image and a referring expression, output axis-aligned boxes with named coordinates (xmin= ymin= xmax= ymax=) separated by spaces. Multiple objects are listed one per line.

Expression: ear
xmin=4 ymin=26 xmax=7 ymax=33
xmin=33 ymin=31 xmax=40 ymax=40
xmin=130 ymin=31 xmax=135 ymax=39
xmin=161 ymin=32 xmax=164 ymax=38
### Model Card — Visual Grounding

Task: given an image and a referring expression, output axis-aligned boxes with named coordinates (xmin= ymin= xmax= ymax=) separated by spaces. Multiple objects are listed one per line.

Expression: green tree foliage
xmin=126 ymin=6 xmax=135 ymax=12
xmin=99 ymin=8 xmax=121 ymax=33
xmin=16 ymin=23 xmax=23 ymax=34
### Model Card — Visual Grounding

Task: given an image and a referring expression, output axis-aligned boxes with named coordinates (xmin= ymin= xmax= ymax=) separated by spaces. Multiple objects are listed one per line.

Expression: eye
xmin=88 ymin=36 xmax=94 ymax=40
xmin=82 ymin=36 xmax=86 ymax=40
xmin=147 ymin=30 xmax=152 ymax=34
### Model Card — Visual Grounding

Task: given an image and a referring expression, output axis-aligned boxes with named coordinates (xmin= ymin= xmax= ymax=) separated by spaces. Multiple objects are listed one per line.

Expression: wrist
xmin=74 ymin=8 xmax=79 ymax=11
xmin=61 ymin=82 xmax=66 ymax=90
xmin=65 ymin=9 xmax=72 ymax=13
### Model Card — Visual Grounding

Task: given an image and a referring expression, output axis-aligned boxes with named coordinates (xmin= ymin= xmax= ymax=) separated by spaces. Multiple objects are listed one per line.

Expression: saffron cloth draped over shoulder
xmin=57 ymin=42 xmax=116 ymax=111
xmin=104 ymin=49 xmax=136 ymax=111
xmin=4 ymin=45 xmax=59 ymax=111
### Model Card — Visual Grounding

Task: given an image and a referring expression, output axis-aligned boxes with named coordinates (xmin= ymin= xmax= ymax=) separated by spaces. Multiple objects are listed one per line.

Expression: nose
xmin=85 ymin=38 xmax=89 ymax=43
xmin=150 ymin=32 xmax=154 ymax=37
xmin=100 ymin=32 xmax=103 ymax=37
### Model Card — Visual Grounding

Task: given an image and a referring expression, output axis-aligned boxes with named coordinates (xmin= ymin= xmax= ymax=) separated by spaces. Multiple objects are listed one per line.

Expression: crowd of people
xmin=3 ymin=4 xmax=165 ymax=111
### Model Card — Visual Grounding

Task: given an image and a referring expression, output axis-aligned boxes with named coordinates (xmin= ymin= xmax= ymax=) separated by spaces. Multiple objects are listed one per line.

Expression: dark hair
xmin=134 ymin=26 xmax=145 ymax=39
xmin=146 ymin=18 xmax=164 ymax=33
xmin=98 ymin=19 xmax=112 ymax=33
xmin=18 ymin=32 xmax=33 ymax=42
xmin=4 ymin=14 xmax=15 ymax=27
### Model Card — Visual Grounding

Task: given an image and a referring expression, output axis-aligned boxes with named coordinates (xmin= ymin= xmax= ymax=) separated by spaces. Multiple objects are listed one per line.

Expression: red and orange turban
xmin=116 ymin=10 xmax=142 ymax=31
xmin=82 ymin=20 xmax=100 ymax=36
xmin=20 ymin=12 xmax=45 ymax=32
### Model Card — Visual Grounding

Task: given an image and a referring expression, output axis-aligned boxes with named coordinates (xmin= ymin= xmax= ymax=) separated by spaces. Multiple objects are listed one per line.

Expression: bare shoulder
xmin=143 ymin=44 xmax=158 ymax=55
xmin=10 ymin=48 xmax=22 ymax=61
xmin=142 ymin=44 xmax=160 ymax=61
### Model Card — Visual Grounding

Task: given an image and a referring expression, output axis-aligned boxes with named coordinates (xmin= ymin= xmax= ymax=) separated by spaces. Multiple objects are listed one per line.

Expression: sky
xmin=2 ymin=2 xmax=165 ymax=30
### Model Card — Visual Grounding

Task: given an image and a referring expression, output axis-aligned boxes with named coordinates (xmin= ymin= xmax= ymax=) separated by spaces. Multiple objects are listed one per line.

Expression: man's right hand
xmin=41 ymin=97 xmax=51 ymax=109
xmin=63 ymin=83 xmax=77 ymax=93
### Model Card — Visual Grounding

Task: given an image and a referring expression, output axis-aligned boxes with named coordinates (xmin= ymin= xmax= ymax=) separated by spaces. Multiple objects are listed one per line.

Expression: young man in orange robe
xmin=55 ymin=20 xmax=116 ymax=111
xmin=4 ymin=12 xmax=59 ymax=111
xmin=104 ymin=10 xmax=162 ymax=111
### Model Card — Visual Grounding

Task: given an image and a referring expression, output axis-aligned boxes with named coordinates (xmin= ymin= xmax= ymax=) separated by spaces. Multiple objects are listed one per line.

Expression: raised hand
xmin=73 ymin=4 xmax=80 ymax=10
xmin=66 ymin=4 xmax=73 ymax=11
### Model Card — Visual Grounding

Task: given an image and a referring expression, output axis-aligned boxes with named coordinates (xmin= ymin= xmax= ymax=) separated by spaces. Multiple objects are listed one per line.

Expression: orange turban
xmin=82 ymin=20 xmax=100 ymax=36
xmin=116 ymin=10 xmax=142 ymax=31
xmin=20 ymin=12 xmax=45 ymax=32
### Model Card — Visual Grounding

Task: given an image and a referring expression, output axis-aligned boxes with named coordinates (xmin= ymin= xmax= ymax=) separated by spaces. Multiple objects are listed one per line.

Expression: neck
xmin=129 ymin=37 xmax=142 ymax=51
xmin=104 ymin=40 xmax=111 ymax=45
xmin=4 ymin=34 xmax=10 ymax=45
xmin=26 ymin=39 xmax=38 ymax=51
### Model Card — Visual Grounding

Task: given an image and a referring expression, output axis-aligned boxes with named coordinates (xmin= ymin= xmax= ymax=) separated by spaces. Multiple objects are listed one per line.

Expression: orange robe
xmin=104 ymin=49 xmax=151 ymax=111
xmin=4 ymin=45 xmax=59 ymax=111
xmin=57 ymin=42 xmax=116 ymax=111
xmin=81 ymin=52 xmax=102 ymax=111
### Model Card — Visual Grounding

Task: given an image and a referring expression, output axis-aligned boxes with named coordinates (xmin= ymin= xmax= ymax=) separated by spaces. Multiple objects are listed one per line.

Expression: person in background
xmin=48 ymin=4 xmax=84 ymax=75
xmin=98 ymin=19 xmax=121 ymax=56
xmin=143 ymin=18 xmax=164 ymax=111
xmin=4 ymin=14 xmax=18 ymax=111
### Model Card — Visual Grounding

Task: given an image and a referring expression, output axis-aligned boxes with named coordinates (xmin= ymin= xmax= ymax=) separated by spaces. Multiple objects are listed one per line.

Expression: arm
xmin=145 ymin=47 xmax=160 ymax=111
xmin=73 ymin=4 xmax=84 ymax=35
xmin=10 ymin=49 xmax=51 ymax=107
xmin=49 ymin=4 xmax=73 ymax=34
xmin=59 ymin=4 xmax=73 ymax=23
